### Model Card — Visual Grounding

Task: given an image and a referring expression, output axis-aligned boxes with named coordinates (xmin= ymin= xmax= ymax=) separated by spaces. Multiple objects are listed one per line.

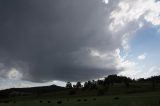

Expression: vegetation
xmin=66 ymin=74 xmax=160 ymax=91
xmin=1 ymin=74 xmax=160 ymax=106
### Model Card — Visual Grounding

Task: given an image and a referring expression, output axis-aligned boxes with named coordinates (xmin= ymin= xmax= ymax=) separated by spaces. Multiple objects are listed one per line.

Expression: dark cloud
xmin=0 ymin=0 xmax=123 ymax=82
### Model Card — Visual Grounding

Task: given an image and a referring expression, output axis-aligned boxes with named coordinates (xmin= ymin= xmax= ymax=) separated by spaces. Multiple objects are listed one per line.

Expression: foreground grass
xmin=1 ymin=91 xmax=160 ymax=106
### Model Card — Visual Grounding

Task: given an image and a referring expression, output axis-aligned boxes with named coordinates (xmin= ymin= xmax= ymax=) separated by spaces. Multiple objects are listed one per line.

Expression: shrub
xmin=84 ymin=99 xmax=87 ymax=101
xmin=114 ymin=97 xmax=120 ymax=100
xmin=57 ymin=100 xmax=62 ymax=104
xmin=77 ymin=99 xmax=81 ymax=102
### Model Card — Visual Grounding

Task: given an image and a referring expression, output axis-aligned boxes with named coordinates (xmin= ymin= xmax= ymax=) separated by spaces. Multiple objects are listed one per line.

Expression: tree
xmin=84 ymin=81 xmax=92 ymax=89
xmin=66 ymin=82 xmax=72 ymax=89
xmin=91 ymin=80 xmax=97 ymax=89
xmin=97 ymin=80 xmax=104 ymax=86
xmin=84 ymin=82 xmax=88 ymax=89
xmin=76 ymin=82 xmax=82 ymax=89
xmin=73 ymin=85 xmax=76 ymax=88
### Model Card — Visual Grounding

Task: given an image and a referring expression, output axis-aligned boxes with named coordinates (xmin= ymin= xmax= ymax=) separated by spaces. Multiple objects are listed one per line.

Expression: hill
xmin=0 ymin=84 xmax=64 ymax=99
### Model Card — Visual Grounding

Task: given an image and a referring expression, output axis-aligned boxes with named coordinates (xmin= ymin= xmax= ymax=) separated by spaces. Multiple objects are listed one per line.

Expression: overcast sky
xmin=0 ymin=0 xmax=160 ymax=89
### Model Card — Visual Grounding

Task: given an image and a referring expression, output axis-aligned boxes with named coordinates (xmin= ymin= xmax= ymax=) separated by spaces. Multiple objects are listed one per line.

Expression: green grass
xmin=1 ymin=83 xmax=160 ymax=106
xmin=1 ymin=91 xmax=160 ymax=106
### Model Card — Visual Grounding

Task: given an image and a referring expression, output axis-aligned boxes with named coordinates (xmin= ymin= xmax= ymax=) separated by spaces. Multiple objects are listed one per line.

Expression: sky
xmin=0 ymin=0 xmax=160 ymax=89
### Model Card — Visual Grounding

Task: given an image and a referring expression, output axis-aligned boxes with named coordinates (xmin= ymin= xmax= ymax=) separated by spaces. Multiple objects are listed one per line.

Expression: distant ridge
xmin=0 ymin=84 xmax=64 ymax=98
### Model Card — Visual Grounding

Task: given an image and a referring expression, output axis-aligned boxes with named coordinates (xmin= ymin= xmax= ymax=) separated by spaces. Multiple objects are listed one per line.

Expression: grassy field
xmin=1 ymin=91 xmax=160 ymax=106
xmin=1 ymin=83 xmax=160 ymax=106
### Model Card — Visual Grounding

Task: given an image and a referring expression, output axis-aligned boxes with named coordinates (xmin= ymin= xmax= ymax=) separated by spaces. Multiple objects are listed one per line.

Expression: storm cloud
xmin=0 ymin=0 xmax=134 ymax=82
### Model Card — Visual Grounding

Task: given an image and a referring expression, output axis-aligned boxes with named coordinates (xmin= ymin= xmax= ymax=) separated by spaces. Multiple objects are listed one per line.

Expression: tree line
xmin=66 ymin=74 xmax=160 ymax=89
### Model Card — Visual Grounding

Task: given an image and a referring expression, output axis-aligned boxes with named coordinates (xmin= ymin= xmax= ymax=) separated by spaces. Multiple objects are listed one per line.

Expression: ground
xmin=1 ymin=83 xmax=160 ymax=106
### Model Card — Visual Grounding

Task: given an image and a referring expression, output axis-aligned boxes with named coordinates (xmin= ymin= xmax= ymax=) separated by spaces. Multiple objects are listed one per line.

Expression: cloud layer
xmin=0 ymin=0 xmax=123 ymax=82
xmin=0 ymin=0 xmax=160 ymax=83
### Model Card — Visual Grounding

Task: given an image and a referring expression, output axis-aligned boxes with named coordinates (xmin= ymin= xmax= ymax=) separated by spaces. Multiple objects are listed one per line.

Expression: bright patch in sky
xmin=7 ymin=68 xmax=23 ymax=80
xmin=109 ymin=0 xmax=160 ymax=32
xmin=138 ymin=53 xmax=146 ymax=60
xmin=103 ymin=0 xmax=109 ymax=4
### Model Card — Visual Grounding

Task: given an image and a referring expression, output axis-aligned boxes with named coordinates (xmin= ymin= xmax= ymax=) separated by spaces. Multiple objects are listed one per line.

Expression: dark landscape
xmin=1 ymin=75 xmax=160 ymax=106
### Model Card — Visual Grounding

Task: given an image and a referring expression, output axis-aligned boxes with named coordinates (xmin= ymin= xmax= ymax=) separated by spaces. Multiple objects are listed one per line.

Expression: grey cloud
xmin=0 ymin=0 xmax=123 ymax=82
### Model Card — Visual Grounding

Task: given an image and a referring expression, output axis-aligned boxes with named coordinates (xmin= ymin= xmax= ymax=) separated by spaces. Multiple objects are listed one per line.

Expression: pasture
xmin=1 ymin=91 xmax=160 ymax=106
xmin=1 ymin=82 xmax=160 ymax=106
